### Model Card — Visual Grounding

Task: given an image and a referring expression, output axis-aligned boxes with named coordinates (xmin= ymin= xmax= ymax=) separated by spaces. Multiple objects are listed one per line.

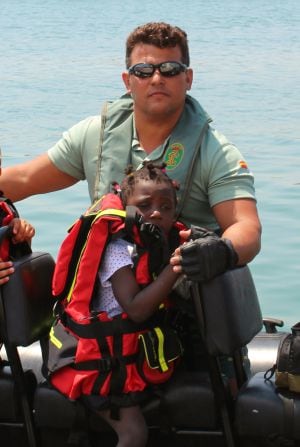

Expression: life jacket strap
xmin=62 ymin=312 xmax=151 ymax=338
xmin=71 ymin=353 xmax=138 ymax=372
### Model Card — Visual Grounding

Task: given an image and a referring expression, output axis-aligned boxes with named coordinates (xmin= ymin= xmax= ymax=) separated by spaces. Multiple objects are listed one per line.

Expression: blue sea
xmin=1 ymin=0 xmax=299 ymax=329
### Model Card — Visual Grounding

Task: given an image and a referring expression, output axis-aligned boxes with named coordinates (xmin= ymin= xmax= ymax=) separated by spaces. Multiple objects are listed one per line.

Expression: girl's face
xmin=126 ymin=179 xmax=176 ymax=235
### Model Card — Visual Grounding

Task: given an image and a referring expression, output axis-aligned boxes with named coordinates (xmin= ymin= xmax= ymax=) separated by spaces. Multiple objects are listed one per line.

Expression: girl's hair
xmin=112 ymin=162 xmax=179 ymax=206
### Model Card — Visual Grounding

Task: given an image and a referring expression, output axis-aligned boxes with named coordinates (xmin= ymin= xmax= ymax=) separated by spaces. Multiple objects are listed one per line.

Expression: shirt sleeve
xmin=99 ymin=239 xmax=133 ymax=286
xmin=202 ymin=127 xmax=256 ymax=207
xmin=47 ymin=116 xmax=101 ymax=180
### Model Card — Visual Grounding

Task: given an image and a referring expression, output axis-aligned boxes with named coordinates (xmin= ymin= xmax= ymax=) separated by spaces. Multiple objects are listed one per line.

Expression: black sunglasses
xmin=128 ymin=61 xmax=187 ymax=78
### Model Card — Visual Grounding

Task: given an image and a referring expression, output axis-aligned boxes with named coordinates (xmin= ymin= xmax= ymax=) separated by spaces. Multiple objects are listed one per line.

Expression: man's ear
xmin=122 ymin=72 xmax=131 ymax=93
xmin=185 ymin=68 xmax=193 ymax=91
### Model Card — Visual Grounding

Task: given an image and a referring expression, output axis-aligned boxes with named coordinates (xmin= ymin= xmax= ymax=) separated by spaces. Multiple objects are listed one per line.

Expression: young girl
xmin=90 ymin=162 xmax=184 ymax=446
xmin=0 ymin=218 xmax=35 ymax=285
xmin=49 ymin=162 xmax=185 ymax=447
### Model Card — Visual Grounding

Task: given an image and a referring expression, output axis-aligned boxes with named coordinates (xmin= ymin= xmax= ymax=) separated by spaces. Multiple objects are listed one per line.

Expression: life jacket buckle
xmin=90 ymin=310 xmax=100 ymax=322
xmin=100 ymin=357 xmax=114 ymax=372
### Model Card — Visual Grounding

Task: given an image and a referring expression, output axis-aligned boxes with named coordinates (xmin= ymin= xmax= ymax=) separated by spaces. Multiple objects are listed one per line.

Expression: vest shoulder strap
xmin=93 ymin=101 xmax=109 ymax=203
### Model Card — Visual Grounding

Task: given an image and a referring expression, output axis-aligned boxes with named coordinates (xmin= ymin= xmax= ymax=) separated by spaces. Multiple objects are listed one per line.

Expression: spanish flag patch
xmin=239 ymin=160 xmax=248 ymax=169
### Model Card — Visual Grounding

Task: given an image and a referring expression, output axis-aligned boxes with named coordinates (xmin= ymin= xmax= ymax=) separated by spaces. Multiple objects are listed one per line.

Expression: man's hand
xmin=170 ymin=226 xmax=238 ymax=282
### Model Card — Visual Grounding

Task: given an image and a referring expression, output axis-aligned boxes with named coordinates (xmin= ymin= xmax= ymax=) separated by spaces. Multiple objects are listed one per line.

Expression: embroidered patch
xmin=164 ymin=143 xmax=184 ymax=170
xmin=239 ymin=160 xmax=248 ymax=169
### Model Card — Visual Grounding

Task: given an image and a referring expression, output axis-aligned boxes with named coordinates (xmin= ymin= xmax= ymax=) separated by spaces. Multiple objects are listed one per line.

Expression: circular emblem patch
xmin=164 ymin=143 xmax=184 ymax=170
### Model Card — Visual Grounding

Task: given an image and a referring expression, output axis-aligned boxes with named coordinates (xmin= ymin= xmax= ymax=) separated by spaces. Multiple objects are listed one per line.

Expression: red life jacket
xmin=47 ymin=193 xmax=186 ymax=402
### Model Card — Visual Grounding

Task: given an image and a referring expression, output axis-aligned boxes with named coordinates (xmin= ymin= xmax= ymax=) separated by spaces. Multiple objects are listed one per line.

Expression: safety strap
xmin=60 ymin=311 xmax=148 ymax=418
xmin=110 ymin=328 xmax=127 ymax=396
xmin=109 ymin=330 xmax=127 ymax=418
xmin=71 ymin=353 xmax=138 ymax=372
xmin=90 ymin=329 xmax=111 ymax=396
xmin=83 ymin=314 xmax=136 ymax=421
xmin=93 ymin=102 xmax=108 ymax=202
xmin=62 ymin=312 xmax=149 ymax=338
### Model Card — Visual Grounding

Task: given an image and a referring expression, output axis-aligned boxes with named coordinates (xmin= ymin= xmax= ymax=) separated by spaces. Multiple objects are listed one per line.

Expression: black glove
xmin=180 ymin=226 xmax=238 ymax=282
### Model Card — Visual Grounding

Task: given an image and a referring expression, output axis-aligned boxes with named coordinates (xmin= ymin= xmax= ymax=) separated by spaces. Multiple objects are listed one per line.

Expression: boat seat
xmin=235 ymin=371 xmax=300 ymax=446
xmin=157 ymin=369 xmax=217 ymax=429
xmin=0 ymin=363 xmax=37 ymax=421
xmin=34 ymin=369 xmax=216 ymax=428
xmin=0 ymin=251 xmax=55 ymax=346
xmin=33 ymin=369 xmax=219 ymax=447
xmin=0 ymin=250 xmax=55 ymax=447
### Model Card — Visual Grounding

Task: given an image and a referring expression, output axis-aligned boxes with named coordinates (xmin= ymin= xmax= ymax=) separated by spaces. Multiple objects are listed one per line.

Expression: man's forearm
xmin=0 ymin=154 xmax=78 ymax=202
xmin=222 ymin=221 xmax=262 ymax=265
xmin=0 ymin=165 xmax=28 ymax=201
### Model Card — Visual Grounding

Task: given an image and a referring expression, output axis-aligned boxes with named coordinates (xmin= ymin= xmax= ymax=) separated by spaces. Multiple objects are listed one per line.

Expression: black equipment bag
xmin=235 ymin=371 xmax=300 ymax=445
xmin=269 ymin=322 xmax=300 ymax=393
xmin=235 ymin=322 xmax=300 ymax=445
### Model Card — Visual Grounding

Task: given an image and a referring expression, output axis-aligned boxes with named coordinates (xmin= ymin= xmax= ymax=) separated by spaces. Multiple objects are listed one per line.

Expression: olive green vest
xmin=93 ymin=94 xmax=211 ymax=218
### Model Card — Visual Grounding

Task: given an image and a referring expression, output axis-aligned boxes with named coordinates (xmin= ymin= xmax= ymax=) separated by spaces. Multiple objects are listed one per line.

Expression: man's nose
xmin=151 ymin=69 xmax=164 ymax=82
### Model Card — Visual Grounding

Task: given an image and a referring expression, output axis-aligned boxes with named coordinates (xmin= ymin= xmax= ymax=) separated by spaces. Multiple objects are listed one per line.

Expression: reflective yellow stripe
xmin=138 ymin=335 xmax=153 ymax=367
xmin=96 ymin=209 xmax=126 ymax=218
xmin=49 ymin=327 xmax=62 ymax=349
xmin=67 ymin=237 xmax=88 ymax=302
xmin=154 ymin=327 xmax=168 ymax=372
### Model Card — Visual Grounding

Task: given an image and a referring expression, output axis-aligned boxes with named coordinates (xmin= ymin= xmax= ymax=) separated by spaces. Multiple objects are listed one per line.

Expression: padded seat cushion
xmin=0 ymin=364 xmax=37 ymax=421
xmin=34 ymin=383 xmax=80 ymax=429
xmin=34 ymin=371 xmax=218 ymax=432
xmin=161 ymin=370 xmax=217 ymax=429
xmin=1 ymin=252 xmax=55 ymax=346
xmin=200 ymin=266 xmax=263 ymax=355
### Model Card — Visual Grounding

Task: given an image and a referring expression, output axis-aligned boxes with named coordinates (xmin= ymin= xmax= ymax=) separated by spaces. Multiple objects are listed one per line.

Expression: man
xmin=0 ymin=22 xmax=261 ymax=281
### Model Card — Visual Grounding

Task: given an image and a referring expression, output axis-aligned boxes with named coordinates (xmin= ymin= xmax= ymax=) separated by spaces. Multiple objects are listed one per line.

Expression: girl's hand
xmin=170 ymin=229 xmax=191 ymax=273
xmin=10 ymin=218 xmax=35 ymax=244
xmin=170 ymin=247 xmax=183 ymax=274
xmin=0 ymin=258 xmax=14 ymax=285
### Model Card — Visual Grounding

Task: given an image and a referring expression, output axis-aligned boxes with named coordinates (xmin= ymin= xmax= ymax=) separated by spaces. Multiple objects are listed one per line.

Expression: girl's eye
xmin=137 ymin=203 xmax=149 ymax=209
xmin=161 ymin=203 xmax=172 ymax=211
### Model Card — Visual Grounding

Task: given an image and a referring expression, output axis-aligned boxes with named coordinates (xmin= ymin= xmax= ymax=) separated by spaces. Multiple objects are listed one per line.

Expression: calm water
xmin=1 ymin=0 xmax=299 ymax=329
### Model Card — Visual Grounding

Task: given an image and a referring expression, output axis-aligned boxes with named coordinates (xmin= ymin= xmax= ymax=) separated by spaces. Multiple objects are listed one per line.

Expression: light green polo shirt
xmin=48 ymin=103 xmax=255 ymax=230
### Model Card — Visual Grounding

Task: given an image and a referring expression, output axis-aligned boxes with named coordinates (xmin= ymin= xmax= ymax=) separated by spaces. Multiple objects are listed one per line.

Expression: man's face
xmin=122 ymin=44 xmax=193 ymax=120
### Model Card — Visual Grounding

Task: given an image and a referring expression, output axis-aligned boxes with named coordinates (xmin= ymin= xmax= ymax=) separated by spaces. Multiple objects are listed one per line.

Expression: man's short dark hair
xmin=125 ymin=22 xmax=190 ymax=68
